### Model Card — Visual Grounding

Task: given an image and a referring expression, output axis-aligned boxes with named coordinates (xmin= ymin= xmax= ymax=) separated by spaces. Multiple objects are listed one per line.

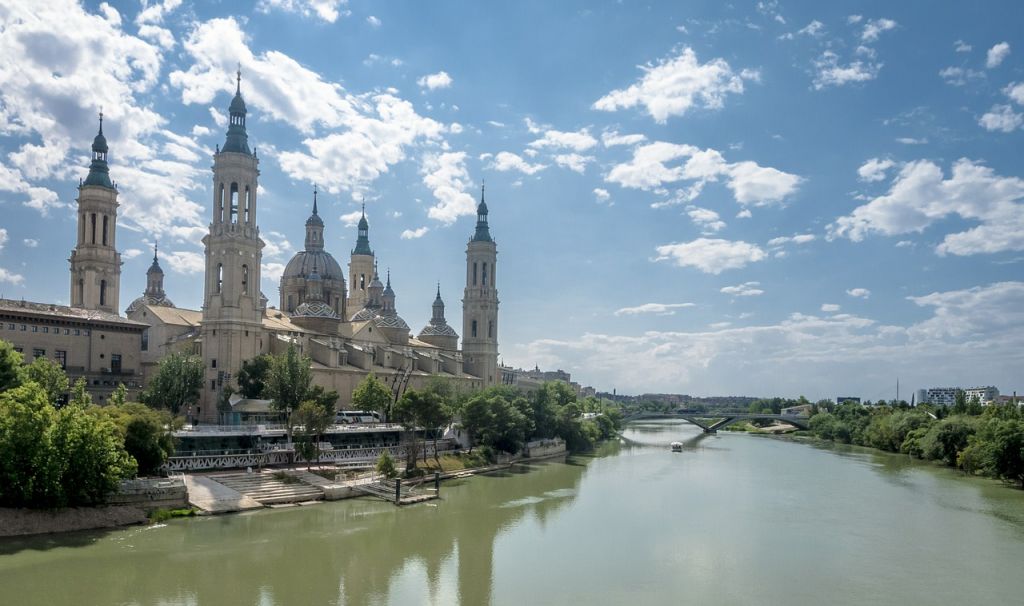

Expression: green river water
xmin=3 ymin=419 xmax=1024 ymax=605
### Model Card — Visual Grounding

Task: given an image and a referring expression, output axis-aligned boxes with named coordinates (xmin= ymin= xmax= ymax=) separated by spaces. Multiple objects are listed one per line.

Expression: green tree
xmin=460 ymin=395 xmax=493 ymax=454
xmin=69 ymin=377 xmax=92 ymax=407
xmin=376 ymin=450 xmax=397 ymax=479
xmin=0 ymin=383 xmax=59 ymax=506
xmin=108 ymin=382 xmax=128 ymax=407
xmin=292 ymin=400 xmax=333 ymax=469
xmin=52 ymin=402 xmax=137 ymax=504
xmin=0 ymin=339 xmax=25 ymax=392
xmin=237 ymin=354 xmax=273 ymax=399
xmin=142 ymin=352 xmax=203 ymax=415
xmin=394 ymin=389 xmax=451 ymax=466
xmin=266 ymin=344 xmax=313 ymax=445
xmin=352 ymin=374 xmax=393 ymax=420
xmin=923 ymin=417 xmax=977 ymax=466
xmin=307 ymin=384 xmax=340 ymax=416
xmin=93 ymin=403 xmax=176 ymax=476
xmin=24 ymin=357 xmax=69 ymax=405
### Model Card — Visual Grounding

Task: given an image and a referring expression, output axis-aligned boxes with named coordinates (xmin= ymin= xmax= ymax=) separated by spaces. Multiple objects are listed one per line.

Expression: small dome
xmin=126 ymin=294 xmax=174 ymax=315
xmin=92 ymin=131 xmax=108 ymax=154
xmin=293 ymin=300 xmax=338 ymax=319
xmin=350 ymin=306 xmax=377 ymax=322
xmin=229 ymin=91 xmax=247 ymax=115
xmin=419 ymin=323 xmax=458 ymax=338
xmin=282 ymin=250 xmax=345 ymax=282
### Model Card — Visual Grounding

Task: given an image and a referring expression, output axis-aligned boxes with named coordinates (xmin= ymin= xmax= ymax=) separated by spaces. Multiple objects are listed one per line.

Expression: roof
xmin=282 ymin=250 xmax=345 ymax=282
xmin=141 ymin=304 xmax=202 ymax=327
xmin=0 ymin=298 xmax=146 ymax=328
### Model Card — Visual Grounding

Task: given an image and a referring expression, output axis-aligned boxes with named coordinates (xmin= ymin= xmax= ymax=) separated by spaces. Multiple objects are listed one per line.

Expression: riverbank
xmin=0 ymin=505 xmax=149 ymax=537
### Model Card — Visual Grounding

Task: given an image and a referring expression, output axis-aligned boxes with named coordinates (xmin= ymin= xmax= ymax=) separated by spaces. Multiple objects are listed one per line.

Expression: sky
xmin=1 ymin=0 xmax=1023 ymax=400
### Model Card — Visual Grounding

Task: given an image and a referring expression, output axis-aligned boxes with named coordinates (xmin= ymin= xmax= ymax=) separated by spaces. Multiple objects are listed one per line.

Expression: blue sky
xmin=1 ymin=0 xmax=1023 ymax=399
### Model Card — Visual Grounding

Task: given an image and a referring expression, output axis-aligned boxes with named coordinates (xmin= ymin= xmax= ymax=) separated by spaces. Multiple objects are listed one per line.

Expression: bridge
xmin=623 ymin=410 xmax=810 ymax=433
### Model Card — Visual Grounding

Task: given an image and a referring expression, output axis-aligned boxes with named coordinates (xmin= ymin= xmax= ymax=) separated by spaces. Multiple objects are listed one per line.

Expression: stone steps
xmin=210 ymin=471 xmax=325 ymax=505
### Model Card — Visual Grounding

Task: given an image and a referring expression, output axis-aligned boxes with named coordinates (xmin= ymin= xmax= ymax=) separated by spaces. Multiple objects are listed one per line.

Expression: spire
xmin=222 ymin=66 xmax=251 ymax=154
xmin=148 ymin=240 xmax=163 ymax=274
xmin=471 ymin=181 xmax=492 ymax=242
xmin=353 ymin=199 xmax=373 ymax=255
xmin=84 ymin=110 xmax=113 ymax=188
xmin=312 ymin=184 xmax=319 ymax=216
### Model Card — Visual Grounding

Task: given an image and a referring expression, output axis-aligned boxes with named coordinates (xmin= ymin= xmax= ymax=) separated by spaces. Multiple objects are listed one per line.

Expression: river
xmin=3 ymin=419 xmax=1024 ymax=605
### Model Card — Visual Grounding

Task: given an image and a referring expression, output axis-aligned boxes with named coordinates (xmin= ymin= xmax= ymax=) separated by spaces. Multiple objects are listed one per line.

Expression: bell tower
xmin=462 ymin=184 xmax=499 ymax=385
xmin=347 ymin=203 xmax=375 ymax=316
xmin=69 ymin=112 xmax=121 ymax=314
xmin=198 ymin=70 xmax=265 ymax=421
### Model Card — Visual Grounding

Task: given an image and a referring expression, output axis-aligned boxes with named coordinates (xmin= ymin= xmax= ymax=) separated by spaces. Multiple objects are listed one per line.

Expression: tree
xmin=266 ymin=344 xmax=313 ymax=445
xmin=376 ymin=450 xmax=397 ymax=479
xmin=141 ymin=352 xmax=203 ymax=415
xmin=69 ymin=377 xmax=92 ymax=407
xmin=109 ymin=382 xmax=128 ymax=407
xmin=51 ymin=402 xmax=137 ymax=505
xmin=93 ymin=403 xmax=176 ymax=476
xmin=460 ymin=394 xmax=493 ymax=454
xmin=24 ymin=357 xmax=69 ymax=405
xmin=352 ymin=374 xmax=392 ymax=420
xmin=0 ymin=339 xmax=25 ymax=392
xmin=237 ymin=354 xmax=273 ymax=399
xmin=292 ymin=400 xmax=333 ymax=469
xmin=307 ymin=384 xmax=340 ymax=416
xmin=0 ymin=383 xmax=59 ymax=506
xmin=394 ymin=389 xmax=450 ymax=467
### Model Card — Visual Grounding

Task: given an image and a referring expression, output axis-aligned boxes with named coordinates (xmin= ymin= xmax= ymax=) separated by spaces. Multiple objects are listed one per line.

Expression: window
xmin=6 ymin=324 xmax=13 ymax=330
xmin=111 ymin=354 xmax=122 ymax=374
xmin=42 ymin=327 xmax=48 ymax=333
xmin=90 ymin=213 xmax=96 ymax=244
xmin=244 ymin=186 xmax=252 ymax=223
xmin=75 ymin=329 xmax=81 ymax=336
xmin=14 ymin=347 xmax=22 ymax=353
xmin=20 ymin=324 xmax=26 ymax=331
xmin=77 ymin=279 xmax=84 ymax=306
xmin=473 ymin=262 xmax=477 ymax=285
xmin=211 ymin=380 xmax=216 ymax=391
xmin=216 ymin=264 xmax=223 ymax=293
xmin=33 ymin=348 xmax=45 ymax=359
xmin=218 ymin=183 xmax=225 ymax=222
xmin=287 ymin=294 xmax=294 ymax=312
xmin=489 ymin=320 xmax=494 ymax=338
xmin=102 ymin=215 xmax=109 ymax=246
xmin=31 ymin=325 xmax=38 ymax=332
xmin=360 ymin=273 xmax=366 ymax=291
xmin=471 ymin=320 xmax=477 ymax=338
xmin=482 ymin=262 xmax=488 ymax=286
xmin=212 ymin=359 xmax=217 ymax=369
xmin=100 ymin=279 xmax=107 ymax=306
xmin=64 ymin=328 xmax=70 ymax=335
xmin=229 ymin=182 xmax=239 ymax=223
xmin=242 ymin=264 xmax=249 ymax=294
xmin=141 ymin=329 xmax=148 ymax=351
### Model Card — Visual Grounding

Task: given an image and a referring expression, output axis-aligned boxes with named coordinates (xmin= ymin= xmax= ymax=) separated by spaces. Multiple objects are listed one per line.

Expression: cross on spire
xmin=236 ymin=63 xmax=241 ymax=94
xmin=98 ymin=108 xmax=104 ymax=134
xmin=312 ymin=184 xmax=319 ymax=215
xmin=153 ymin=239 xmax=158 ymax=262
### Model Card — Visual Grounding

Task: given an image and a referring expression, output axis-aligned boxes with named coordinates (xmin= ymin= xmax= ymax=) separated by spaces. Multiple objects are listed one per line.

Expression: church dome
xmin=125 ymin=293 xmax=174 ymax=315
xmin=282 ymin=250 xmax=344 ymax=282
xmin=293 ymin=299 xmax=339 ymax=319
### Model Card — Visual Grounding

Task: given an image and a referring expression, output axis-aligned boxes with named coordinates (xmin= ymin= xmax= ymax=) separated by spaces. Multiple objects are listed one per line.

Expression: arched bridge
xmin=623 ymin=410 xmax=810 ymax=433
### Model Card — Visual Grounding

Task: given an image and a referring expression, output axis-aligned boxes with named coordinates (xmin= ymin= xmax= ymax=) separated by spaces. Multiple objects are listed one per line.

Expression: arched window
xmin=80 ymin=214 xmax=86 ymax=243
xmin=482 ymin=262 xmax=488 ymax=287
xmin=471 ymin=319 xmax=477 ymax=338
xmin=218 ymin=183 xmax=225 ymax=222
xmin=90 ymin=213 xmax=97 ymax=244
xmin=100 ymin=279 xmax=107 ymax=306
xmin=102 ymin=215 xmax=109 ymax=246
xmin=287 ymin=294 xmax=294 ymax=312
xmin=360 ymin=273 xmax=366 ymax=291
xmin=229 ymin=183 xmax=239 ymax=223
xmin=244 ymin=186 xmax=252 ymax=223
xmin=488 ymin=320 xmax=494 ymax=338
xmin=77 ymin=279 xmax=84 ymax=305
xmin=216 ymin=264 xmax=223 ymax=293
xmin=473 ymin=262 xmax=478 ymax=285
xmin=242 ymin=264 xmax=249 ymax=295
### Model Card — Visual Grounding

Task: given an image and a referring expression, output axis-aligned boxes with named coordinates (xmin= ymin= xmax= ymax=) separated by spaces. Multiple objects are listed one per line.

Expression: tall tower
xmin=418 ymin=284 xmax=459 ymax=351
xmin=462 ymin=185 xmax=499 ymax=385
xmin=69 ymin=112 xmax=122 ymax=314
xmin=198 ymin=70 xmax=264 ymax=421
xmin=145 ymin=242 xmax=168 ymax=303
xmin=347 ymin=204 xmax=374 ymax=315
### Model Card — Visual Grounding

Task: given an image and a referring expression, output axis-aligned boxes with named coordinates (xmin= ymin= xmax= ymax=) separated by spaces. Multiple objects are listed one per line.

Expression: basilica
xmin=44 ymin=72 xmax=500 ymax=422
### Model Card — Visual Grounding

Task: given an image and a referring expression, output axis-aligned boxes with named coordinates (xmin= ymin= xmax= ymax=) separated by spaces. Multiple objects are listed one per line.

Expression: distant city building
xmin=917 ymin=386 xmax=1000 ymax=406
xmin=836 ymin=396 xmax=861 ymax=405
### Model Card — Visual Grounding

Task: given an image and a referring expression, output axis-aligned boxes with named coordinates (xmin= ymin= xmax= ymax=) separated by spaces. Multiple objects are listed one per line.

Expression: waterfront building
xmin=835 ymin=396 xmax=861 ymax=405
xmin=917 ymin=386 xmax=1001 ymax=406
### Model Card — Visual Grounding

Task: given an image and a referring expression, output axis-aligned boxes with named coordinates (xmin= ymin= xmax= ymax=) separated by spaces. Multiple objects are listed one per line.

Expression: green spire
xmin=222 ymin=66 xmax=251 ymax=155
xmin=353 ymin=201 xmax=373 ymax=255
xmin=471 ymin=181 xmax=492 ymax=242
xmin=83 ymin=110 xmax=113 ymax=188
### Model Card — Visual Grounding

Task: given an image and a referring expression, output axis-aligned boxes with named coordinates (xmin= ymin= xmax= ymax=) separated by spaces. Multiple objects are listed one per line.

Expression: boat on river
xmin=670 ymin=441 xmax=683 ymax=452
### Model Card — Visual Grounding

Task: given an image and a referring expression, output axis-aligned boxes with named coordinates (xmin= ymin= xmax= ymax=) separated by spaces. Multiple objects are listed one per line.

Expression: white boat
xmin=670 ymin=441 xmax=683 ymax=452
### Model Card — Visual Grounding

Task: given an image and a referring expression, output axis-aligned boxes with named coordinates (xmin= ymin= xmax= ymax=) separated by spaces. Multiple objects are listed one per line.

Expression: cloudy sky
xmin=1 ymin=0 xmax=1023 ymax=399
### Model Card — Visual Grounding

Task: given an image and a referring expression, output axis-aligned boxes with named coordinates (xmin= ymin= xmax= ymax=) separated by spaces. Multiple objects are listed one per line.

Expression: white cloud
xmin=400 ymin=227 xmax=429 ymax=239
xmin=846 ymin=288 xmax=871 ymax=298
xmin=22 ymin=238 xmax=38 ymax=248
xmin=986 ymin=42 xmax=1011 ymax=69
xmin=257 ymin=0 xmax=350 ymax=23
xmin=858 ymin=157 xmax=896 ymax=182
xmin=340 ymin=210 xmax=363 ymax=228
xmin=163 ymin=250 xmax=205 ymax=274
xmin=939 ymin=66 xmax=984 ymax=86
xmin=528 ymin=128 xmax=597 ymax=152
xmin=122 ymin=248 xmax=143 ymax=260
xmin=954 ymin=40 xmax=972 ymax=53
xmin=895 ymin=137 xmax=927 ymax=145
xmin=0 ymin=229 xmax=6 ymax=250
xmin=0 ymin=267 xmax=24 ymax=285
xmin=491 ymin=151 xmax=546 ymax=175
xmin=847 ymin=15 xmax=863 ymax=24
xmin=614 ymin=303 xmax=695 ymax=316
xmin=812 ymin=51 xmax=880 ymax=89
xmin=262 ymin=231 xmax=294 ymax=259
xmin=605 ymin=141 xmax=801 ymax=206
xmin=421 ymin=151 xmax=476 ymax=224
xmin=767 ymin=234 xmax=815 ymax=246
xmin=720 ymin=281 xmax=764 ymax=296
xmin=366 ymin=15 xmax=381 ymax=27
xmin=417 ymin=71 xmax=453 ymax=91
xmin=829 ymin=159 xmax=1024 ymax=256
xmin=261 ymin=262 xmax=286 ymax=284
xmin=593 ymin=188 xmax=611 ymax=204
xmin=821 ymin=303 xmax=841 ymax=312
xmin=736 ymin=209 xmax=753 ymax=219
xmin=861 ymin=18 xmax=897 ymax=42
xmin=655 ymin=238 xmax=767 ymax=274
xmin=1006 ymin=82 xmax=1024 ymax=105
xmin=685 ymin=206 xmax=726 ymax=233
xmin=516 ymin=281 xmax=1024 ymax=397
xmin=486 ymin=120 xmax=505 ymax=128
xmin=601 ymin=131 xmax=646 ymax=147
xmin=979 ymin=105 xmax=1023 ymax=132
xmin=593 ymin=47 xmax=756 ymax=123
xmin=553 ymin=153 xmax=595 ymax=174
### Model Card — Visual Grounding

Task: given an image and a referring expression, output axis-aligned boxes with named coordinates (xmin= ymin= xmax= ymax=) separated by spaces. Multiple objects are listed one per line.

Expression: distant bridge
xmin=623 ymin=410 xmax=810 ymax=433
